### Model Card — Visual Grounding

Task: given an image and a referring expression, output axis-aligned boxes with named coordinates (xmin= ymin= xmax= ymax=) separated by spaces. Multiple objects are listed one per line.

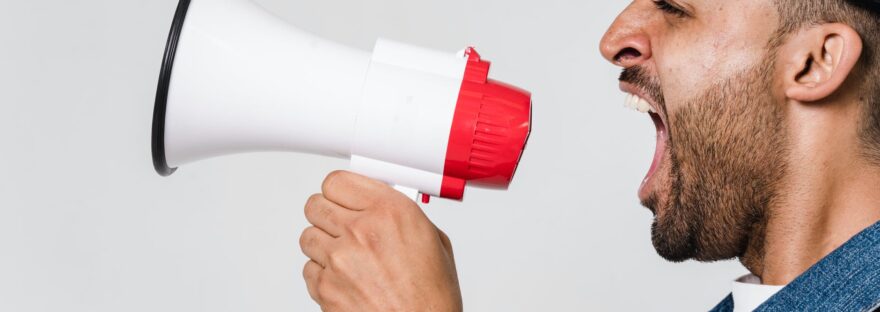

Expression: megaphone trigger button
xmin=421 ymin=194 xmax=431 ymax=204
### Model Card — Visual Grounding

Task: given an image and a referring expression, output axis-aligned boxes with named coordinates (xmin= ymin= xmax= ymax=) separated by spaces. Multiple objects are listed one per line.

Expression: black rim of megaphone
xmin=152 ymin=0 xmax=191 ymax=177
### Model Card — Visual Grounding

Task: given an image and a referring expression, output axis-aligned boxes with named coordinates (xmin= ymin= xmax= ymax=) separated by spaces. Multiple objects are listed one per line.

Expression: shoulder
xmin=709 ymin=294 xmax=734 ymax=312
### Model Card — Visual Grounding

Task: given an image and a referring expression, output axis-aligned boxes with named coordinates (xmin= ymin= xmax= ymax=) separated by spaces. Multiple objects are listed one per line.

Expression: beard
xmin=623 ymin=57 xmax=789 ymax=263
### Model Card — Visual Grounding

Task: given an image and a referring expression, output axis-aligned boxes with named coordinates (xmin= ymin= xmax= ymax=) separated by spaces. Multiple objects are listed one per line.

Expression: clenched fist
xmin=299 ymin=171 xmax=462 ymax=312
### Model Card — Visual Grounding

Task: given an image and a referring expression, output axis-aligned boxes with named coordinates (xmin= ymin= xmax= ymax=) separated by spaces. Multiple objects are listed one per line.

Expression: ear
xmin=782 ymin=23 xmax=863 ymax=103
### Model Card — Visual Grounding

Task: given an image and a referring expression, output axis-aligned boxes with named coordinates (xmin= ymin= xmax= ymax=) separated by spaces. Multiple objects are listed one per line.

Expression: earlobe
xmin=784 ymin=24 xmax=863 ymax=103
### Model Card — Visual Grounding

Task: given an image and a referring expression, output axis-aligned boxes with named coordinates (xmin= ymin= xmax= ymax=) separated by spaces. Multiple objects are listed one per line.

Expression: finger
xmin=299 ymin=226 xmax=334 ymax=267
xmin=302 ymin=260 xmax=324 ymax=304
xmin=305 ymin=193 xmax=357 ymax=237
xmin=321 ymin=170 xmax=399 ymax=211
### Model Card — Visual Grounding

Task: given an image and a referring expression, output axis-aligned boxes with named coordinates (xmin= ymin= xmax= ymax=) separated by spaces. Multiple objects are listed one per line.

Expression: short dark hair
xmin=845 ymin=0 xmax=880 ymax=13
xmin=772 ymin=0 xmax=880 ymax=164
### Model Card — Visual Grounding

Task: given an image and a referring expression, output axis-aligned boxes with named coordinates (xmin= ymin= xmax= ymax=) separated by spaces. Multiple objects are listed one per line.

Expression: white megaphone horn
xmin=152 ymin=0 xmax=532 ymax=203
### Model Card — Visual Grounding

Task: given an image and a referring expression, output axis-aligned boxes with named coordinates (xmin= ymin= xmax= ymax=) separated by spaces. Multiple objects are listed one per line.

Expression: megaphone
xmin=152 ymin=0 xmax=532 ymax=202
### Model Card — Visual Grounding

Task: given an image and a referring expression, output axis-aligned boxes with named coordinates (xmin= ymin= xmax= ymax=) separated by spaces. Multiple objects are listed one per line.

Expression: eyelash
xmin=653 ymin=0 xmax=687 ymax=18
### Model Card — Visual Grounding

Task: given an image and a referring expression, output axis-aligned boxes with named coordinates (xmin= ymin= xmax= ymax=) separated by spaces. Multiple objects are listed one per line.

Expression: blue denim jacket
xmin=710 ymin=221 xmax=880 ymax=312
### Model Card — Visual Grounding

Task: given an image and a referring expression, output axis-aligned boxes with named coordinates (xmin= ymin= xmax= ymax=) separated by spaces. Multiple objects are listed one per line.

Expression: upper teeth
xmin=625 ymin=93 xmax=656 ymax=113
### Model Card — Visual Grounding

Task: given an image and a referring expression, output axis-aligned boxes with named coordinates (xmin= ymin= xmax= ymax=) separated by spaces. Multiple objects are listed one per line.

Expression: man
xmin=298 ymin=0 xmax=880 ymax=310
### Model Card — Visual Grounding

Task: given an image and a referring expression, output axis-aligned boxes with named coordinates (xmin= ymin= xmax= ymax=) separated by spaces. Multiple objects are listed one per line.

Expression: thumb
xmin=437 ymin=228 xmax=455 ymax=261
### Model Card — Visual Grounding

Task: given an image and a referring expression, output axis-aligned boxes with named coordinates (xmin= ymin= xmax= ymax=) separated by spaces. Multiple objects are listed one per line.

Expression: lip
xmin=618 ymin=81 xmax=669 ymax=204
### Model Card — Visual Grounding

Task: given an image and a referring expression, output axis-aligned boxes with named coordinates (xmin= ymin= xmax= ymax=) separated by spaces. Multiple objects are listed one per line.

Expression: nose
xmin=600 ymin=4 xmax=653 ymax=68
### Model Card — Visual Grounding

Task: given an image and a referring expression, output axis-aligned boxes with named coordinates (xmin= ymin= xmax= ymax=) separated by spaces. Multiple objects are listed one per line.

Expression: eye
xmin=653 ymin=0 xmax=687 ymax=18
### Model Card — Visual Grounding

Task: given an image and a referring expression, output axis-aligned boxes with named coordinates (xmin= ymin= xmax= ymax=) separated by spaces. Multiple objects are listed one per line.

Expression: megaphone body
xmin=153 ymin=0 xmax=531 ymax=202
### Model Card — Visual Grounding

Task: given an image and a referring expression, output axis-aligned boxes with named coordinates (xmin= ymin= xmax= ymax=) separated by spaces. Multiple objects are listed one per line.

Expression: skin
xmin=625 ymin=56 xmax=790 ymax=264
xmin=300 ymin=171 xmax=462 ymax=311
xmin=600 ymin=0 xmax=880 ymax=285
xmin=300 ymin=0 xmax=880 ymax=309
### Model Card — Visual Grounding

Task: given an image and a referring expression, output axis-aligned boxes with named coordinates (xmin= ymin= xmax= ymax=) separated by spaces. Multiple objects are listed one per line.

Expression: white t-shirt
xmin=731 ymin=274 xmax=786 ymax=312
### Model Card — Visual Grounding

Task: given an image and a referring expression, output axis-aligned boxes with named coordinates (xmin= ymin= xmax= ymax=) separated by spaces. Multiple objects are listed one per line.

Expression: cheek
xmin=654 ymin=26 xmax=770 ymax=109
xmin=663 ymin=49 xmax=762 ymax=97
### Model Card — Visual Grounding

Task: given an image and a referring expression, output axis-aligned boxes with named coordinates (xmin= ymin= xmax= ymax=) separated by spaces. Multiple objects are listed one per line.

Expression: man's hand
xmin=299 ymin=171 xmax=462 ymax=312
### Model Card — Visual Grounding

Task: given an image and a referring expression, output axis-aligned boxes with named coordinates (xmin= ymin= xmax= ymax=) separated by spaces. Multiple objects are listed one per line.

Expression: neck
xmin=740 ymin=98 xmax=880 ymax=286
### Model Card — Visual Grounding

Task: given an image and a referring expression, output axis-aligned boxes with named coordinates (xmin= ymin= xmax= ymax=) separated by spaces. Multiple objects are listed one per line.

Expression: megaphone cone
xmin=152 ymin=0 xmax=532 ymax=202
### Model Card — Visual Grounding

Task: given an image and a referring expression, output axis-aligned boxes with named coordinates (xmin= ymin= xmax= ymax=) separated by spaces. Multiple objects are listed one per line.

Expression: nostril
xmin=614 ymin=47 xmax=642 ymax=64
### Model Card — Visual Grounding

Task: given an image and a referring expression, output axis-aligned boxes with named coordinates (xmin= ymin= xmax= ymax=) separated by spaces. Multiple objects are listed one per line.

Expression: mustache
xmin=619 ymin=66 xmax=665 ymax=108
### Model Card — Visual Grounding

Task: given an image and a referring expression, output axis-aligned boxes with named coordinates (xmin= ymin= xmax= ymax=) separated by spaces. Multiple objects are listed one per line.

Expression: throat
xmin=738 ymin=163 xmax=880 ymax=286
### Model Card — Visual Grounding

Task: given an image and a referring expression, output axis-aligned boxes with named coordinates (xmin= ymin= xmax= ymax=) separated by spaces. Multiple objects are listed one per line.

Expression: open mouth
xmin=620 ymin=83 xmax=668 ymax=202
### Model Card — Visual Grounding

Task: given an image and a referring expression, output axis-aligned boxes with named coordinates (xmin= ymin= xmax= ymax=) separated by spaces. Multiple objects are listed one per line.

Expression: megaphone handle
xmin=392 ymin=185 xmax=421 ymax=203
xmin=349 ymin=156 xmax=432 ymax=204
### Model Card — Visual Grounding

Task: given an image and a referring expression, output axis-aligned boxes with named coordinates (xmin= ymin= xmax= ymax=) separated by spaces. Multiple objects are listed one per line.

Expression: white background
xmin=0 ymin=0 xmax=747 ymax=311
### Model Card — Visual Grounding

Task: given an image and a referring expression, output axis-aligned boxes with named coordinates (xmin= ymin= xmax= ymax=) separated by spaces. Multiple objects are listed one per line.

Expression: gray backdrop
xmin=0 ymin=0 xmax=747 ymax=311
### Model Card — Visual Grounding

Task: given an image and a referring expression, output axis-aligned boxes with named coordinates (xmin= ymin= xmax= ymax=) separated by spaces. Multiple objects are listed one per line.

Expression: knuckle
xmin=299 ymin=227 xmax=318 ymax=249
xmin=322 ymin=170 xmax=349 ymax=193
xmin=298 ymin=233 xmax=308 ymax=250
xmin=302 ymin=262 xmax=316 ymax=280
xmin=326 ymin=249 xmax=347 ymax=271
xmin=306 ymin=193 xmax=323 ymax=208
xmin=349 ymin=218 xmax=383 ymax=249
xmin=304 ymin=194 xmax=322 ymax=215
xmin=360 ymin=231 xmax=382 ymax=250
xmin=305 ymin=194 xmax=333 ymax=220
